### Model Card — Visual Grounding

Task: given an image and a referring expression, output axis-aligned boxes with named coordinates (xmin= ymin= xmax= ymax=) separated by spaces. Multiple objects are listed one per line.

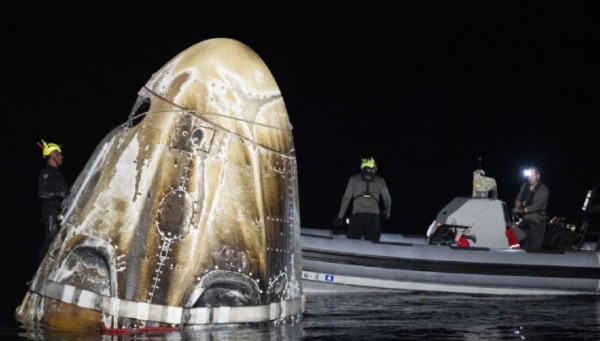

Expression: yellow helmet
xmin=360 ymin=157 xmax=376 ymax=170
xmin=38 ymin=139 xmax=62 ymax=158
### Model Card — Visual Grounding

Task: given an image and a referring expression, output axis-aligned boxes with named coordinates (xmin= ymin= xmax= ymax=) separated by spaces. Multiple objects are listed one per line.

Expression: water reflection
xmin=11 ymin=292 xmax=600 ymax=340
xmin=17 ymin=321 xmax=306 ymax=341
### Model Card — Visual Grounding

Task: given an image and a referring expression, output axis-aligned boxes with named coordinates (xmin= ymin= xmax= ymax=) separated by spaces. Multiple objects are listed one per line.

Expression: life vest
xmin=519 ymin=182 xmax=546 ymax=216
xmin=353 ymin=180 xmax=379 ymax=203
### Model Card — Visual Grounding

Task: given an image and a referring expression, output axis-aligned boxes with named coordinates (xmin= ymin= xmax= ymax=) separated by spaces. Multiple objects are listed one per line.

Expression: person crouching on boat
xmin=333 ymin=157 xmax=392 ymax=242
xmin=512 ymin=166 xmax=549 ymax=251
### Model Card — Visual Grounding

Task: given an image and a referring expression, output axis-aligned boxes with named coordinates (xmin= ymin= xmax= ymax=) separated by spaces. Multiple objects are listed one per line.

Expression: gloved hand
xmin=512 ymin=207 xmax=523 ymax=215
xmin=383 ymin=210 xmax=390 ymax=220
xmin=333 ymin=217 xmax=343 ymax=227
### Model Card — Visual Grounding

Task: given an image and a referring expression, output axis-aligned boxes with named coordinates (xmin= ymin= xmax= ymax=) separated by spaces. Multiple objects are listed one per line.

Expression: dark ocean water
xmin=3 ymin=289 xmax=600 ymax=341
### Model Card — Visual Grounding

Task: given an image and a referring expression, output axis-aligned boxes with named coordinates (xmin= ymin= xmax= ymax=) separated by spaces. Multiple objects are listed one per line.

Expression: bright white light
xmin=523 ymin=169 xmax=532 ymax=177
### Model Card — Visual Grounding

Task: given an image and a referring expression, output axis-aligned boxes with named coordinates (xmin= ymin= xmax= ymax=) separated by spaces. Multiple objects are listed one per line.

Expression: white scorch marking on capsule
xmin=62 ymin=139 xmax=114 ymax=223
xmin=152 ymin=59 xmax=179 ymax=92
xmin=254 ymin=70 xmax=264 ymax=84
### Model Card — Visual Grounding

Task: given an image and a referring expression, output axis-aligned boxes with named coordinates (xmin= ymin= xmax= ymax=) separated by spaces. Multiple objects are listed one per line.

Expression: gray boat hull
xmin=301 ymin=229 xmax=600 ymax=295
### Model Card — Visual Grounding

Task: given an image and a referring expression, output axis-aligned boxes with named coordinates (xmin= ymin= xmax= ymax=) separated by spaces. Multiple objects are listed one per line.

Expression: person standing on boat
xmin=333 ymin=157 xmax=392 ymax=242
xmin=37 ymin=140 xmax=69 ymax=264
xmin=512 ymin=166 xmax=549 ymax=251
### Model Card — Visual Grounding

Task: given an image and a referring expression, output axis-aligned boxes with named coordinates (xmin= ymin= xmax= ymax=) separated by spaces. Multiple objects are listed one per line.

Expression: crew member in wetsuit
xmin=37 ymin=140 xmax=69 ymax=263
xmin=333 ymin=157 xmax=392 ymax=242
xmin=512 ymin=166 xmax=549 ymax=251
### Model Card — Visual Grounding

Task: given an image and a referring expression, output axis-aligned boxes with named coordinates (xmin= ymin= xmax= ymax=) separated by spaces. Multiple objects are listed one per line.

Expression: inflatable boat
xmin=301 ymin=174 xmax=600 ymax=295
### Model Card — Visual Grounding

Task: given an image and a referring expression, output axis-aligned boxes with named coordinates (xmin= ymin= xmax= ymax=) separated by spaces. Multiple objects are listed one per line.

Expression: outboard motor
xmin=543 ymin=217 xmax=580 ymax=251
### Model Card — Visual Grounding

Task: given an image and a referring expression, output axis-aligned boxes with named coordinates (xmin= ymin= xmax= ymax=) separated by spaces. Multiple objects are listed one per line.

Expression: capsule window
xmin=126 ymin=97 xmax=151 ymax=128
xmin=191 ymin=128 xmax=204 ymax=145
xmin=190 ymin=127 xmax=216 ymax=154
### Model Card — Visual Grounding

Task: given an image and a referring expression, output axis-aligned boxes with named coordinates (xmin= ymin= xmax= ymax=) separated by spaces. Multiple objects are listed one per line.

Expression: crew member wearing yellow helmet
xmin=333 ymin=157 xmax=392 ymax=242
xmin=37 ymin=140 xmax=69 ymax=263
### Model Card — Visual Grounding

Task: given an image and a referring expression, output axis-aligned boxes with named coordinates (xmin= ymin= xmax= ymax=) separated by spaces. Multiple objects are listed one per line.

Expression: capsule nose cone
xmin=143 ymin=38 xmax=293 ymax=153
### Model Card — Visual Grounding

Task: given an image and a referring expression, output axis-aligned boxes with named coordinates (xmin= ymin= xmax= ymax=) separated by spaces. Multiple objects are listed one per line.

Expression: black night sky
xmin=2 ymin=3 xmax=599 ymax=304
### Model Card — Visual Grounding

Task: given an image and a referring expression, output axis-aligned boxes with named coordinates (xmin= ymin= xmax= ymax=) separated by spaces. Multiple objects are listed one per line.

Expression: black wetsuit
xmin=38 ymin=165 xmax=68 ymax=262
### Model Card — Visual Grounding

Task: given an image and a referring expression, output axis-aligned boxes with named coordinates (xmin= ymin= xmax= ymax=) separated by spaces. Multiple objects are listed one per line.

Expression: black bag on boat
xmin=428 ymin=225 xmax=457 ymax=245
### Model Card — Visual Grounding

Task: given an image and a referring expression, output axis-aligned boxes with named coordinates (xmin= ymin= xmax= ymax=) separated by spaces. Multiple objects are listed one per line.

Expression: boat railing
xmin=448 ymin=246 xmax=490 ymax=251
xmin=373 ymin=241 xmax=413 ymax=247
